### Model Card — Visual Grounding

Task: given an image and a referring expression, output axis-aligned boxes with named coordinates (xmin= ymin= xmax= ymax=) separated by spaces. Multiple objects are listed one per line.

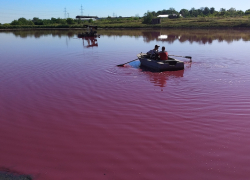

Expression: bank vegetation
xmin=1 ymin=7 xmax=250 ymax=29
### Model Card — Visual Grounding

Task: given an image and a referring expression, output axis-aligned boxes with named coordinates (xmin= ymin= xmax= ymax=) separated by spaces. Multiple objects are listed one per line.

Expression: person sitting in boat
xmin=89 ymin=27 xmax=98 ymax=36
xmin=147 ymin=45 xmax=160 ymax=58
xmin=90 ymin=27 xmax=94 ymax=35
xmin=158 ymin=46 xmax=168 ymax=60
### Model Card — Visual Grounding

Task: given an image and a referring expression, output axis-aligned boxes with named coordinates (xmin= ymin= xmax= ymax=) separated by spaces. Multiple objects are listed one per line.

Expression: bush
xmin=32 ymin=17 xmax=44 ymax=25
xmin=10 ymin=20 xmax=20 ymax=25
xmin=66 ymin=18 xmax=75 ymax=24
xmin=10 ymin=18 xmax=34 ymax=25
xmin=143 ymin=11 xmax=153 ymax=24
xmin=168 ymin=14 xmax=180 ymax=19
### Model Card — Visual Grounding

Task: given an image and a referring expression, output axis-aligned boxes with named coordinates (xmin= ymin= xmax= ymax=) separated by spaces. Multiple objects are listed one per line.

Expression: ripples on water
xmin=0 ymin=29 xmax=250 ymax=180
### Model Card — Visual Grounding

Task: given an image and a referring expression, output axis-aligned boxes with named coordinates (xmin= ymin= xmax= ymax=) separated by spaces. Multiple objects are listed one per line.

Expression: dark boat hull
xmin=137 ymin=53 xmax=184 ymax=71
xmin=78 ymin=33 xmax=100 ymax=38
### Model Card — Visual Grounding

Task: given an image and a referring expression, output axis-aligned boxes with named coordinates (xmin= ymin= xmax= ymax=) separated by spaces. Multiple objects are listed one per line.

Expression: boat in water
xmin=78 ymin=25 xmax=100 ymax=38
xmin=137 ymin=53 xmax=184 ymax=71
xmin=77 ymin=33 xmax=100 ymax=38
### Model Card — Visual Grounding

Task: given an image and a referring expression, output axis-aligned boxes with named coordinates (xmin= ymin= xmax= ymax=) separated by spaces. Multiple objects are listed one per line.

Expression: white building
xmin=157 ymin=14 xmax=182 ymax=18
xmin=157 ymin=15 xmax=169 ymax=18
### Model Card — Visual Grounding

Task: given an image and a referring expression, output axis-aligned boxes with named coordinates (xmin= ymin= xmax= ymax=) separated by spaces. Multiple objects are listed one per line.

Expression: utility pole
xmin=80 ymin=5 xmax=84 ymax=16
xmin=68 ymin=13 xmax=69 ymax=18
xmin=64 ymin=8 xmax=67 ymax=19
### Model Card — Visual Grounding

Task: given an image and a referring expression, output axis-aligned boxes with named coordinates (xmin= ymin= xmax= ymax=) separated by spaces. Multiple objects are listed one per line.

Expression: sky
xmin=1 ymin=0 xmax=250 ymax=24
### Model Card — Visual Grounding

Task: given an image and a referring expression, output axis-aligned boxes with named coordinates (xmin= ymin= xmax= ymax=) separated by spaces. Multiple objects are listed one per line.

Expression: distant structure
xmin=64 ymin=8 xmax=67 ymax=19
xmin=151 ymin=18 xmax=161 ymax=24
xmin=157 ymin=15 xmax=169 ymax=18
xmin=157 ymin=14 xmax=182 ymax=18
xmin=76 ymin=16 xmax=137 ymax=21
xmin=80 ymin=5 xmax=84 ymax=16
xmin=76 ymin=16 xmax=98 ymax=21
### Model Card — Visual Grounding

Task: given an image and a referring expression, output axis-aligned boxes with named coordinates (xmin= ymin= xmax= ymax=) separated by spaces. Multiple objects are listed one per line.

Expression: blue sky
xmin=1 ymin=0 xmax=250 ymax=24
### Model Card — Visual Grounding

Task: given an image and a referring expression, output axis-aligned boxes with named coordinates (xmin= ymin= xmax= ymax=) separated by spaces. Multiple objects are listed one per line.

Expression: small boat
xmin=78 ymin=25 xmax=100 ymax=38
xmin=137 ymin=53 xmax=184 ymax=71
xmin=78 ymin=33 xmax=100 ymax=38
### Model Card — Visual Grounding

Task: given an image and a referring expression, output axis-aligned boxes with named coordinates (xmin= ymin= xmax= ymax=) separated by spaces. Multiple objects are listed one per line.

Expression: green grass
xmin=1 ymin=17 xmax=250 ymax=29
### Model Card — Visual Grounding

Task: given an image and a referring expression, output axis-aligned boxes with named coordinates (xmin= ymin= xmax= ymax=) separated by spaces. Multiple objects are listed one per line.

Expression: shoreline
xmin=1 ymin=26 xmax=250 ymax=31
xmin=0 ymin=169 xmax=32 ymax=180
xmin=1 ymin=16 xmax=250 ymax=30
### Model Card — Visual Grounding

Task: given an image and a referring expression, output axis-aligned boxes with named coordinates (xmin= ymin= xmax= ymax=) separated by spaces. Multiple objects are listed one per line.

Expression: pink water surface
xmin=1 ymin=29 xmax=250 ymax=180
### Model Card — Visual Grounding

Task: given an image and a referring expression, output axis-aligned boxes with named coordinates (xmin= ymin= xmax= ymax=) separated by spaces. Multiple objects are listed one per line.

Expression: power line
xmin=80 ymin=5 xmax=84 ymax=16
xmin=64 ymin=8 xmax=67 ymax=19
xmin=0 ymin=12 xmax=62 ymax=15
xmin=1 ymin=9 xmax=62 ymax=12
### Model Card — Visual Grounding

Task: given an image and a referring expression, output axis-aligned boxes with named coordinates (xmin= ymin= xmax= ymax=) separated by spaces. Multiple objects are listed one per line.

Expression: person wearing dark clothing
xmin=147 ymin=45 xmax=160 ymax=58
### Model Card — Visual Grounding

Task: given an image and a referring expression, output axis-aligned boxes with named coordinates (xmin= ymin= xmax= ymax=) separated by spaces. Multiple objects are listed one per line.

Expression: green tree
xmin=180 ymin=9 xmax=190 ymax=17
xmin=203 ymin=7 xmax=210 ymax=15
xmin=227 ymin=7 xmax=236 ymax=16
xmin=151 ymin=11 xmax=157 ymax=16
xmin=245 ymin=9 xmax=250 ymax=15
xmin=32 ymin=17 xmax=43 ymax=25
xmin=220 ymin=8 xmax=226 ymax=12
xmin=11 ymin=18 xmax=34 ymax=25
xmin=27 ymin=20 xmax=34 ymax=25
xmin=189 ymin=8 xmax=199 ymax=17
xmin=210 ymin=7 xmax=215 ymax=14
xmin=66 ymin=18 xmax=75 ymax=24
xmin=57 ymin=18 xmax=67 ymax=24
xmin=18 ymin=17 xmax=27 ymax=25
xmin=157 ymin=9 xmax=167 ymax=15
xmin=219 ymin=8 xmax=226 ymax=16
xmin=156 ymin=8 xmax=178 ymax=16
xmin=197 ymin=9 xmax=204 ymax=16
xmin=143 ymin=11 xmax=153 ymax=24
xmin=10 ymin=20 xmax=20 ymax=25
xmin=88 ymin=19 xmax=93 ymax=23
xmin=168 ymin=7 xmax=178 ymax=14
xmin=237 ymin=10 xmax=244 ymax=16
xmin=51 ymin=17 xmax=57 ymax=24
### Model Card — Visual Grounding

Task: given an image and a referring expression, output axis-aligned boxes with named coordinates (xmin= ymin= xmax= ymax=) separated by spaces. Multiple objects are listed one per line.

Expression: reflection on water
xmin=144 ymin=69 xmax=184 ymax=88
xmin=4 ymin=28 xmax=250 ymax=44
xmin=129 ymin=60 xmax=186 ymax=88
xmin=9 ymin=30 xmax=77 ymax=38
xmin=158 ymin=35 xmax=168 ymax=39
xmin=80 ymin=37 xmax=99 ymax=48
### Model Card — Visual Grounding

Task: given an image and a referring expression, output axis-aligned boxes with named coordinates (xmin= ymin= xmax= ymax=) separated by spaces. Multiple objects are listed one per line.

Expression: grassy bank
xmin=1 ymin=16 xmax=250 ymax=29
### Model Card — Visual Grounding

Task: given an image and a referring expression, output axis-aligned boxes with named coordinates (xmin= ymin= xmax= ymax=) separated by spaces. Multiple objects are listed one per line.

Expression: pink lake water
xmin=1 ymin=29 xmax=250 ymax=180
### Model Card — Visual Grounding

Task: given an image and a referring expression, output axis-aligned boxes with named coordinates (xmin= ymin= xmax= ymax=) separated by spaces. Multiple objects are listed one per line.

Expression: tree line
xmin=8 ymin=17 xmax=92 ymax=26
xmin=179 ymin=7 xmax=250 ymax=17
xmin=4 ymin=16 xmax=141 ymax=26
xmin=3 ymin=7 xmax=250 ymax=26
xmin=143 ymin=7 xmax=250 ymax=23
xmin=147 ymin=7 xmax=250 ymax=18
